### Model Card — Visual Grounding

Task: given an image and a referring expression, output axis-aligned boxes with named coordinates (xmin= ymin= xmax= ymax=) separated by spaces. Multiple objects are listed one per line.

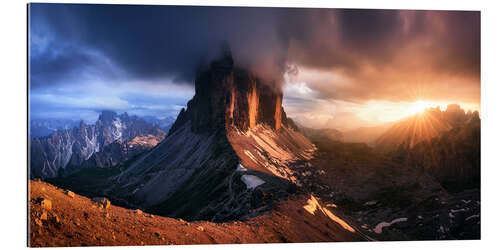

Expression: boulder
xmin=52 ymin=214 xmax=60 ymax=223
xmin=65 ymin=190 xmax=75 ymax=198
xmin=91 ymin=197 xmax=111 ymax=209
xmin=36 ymin=197 xmax=52 ymax=210
xmin=34 ymin=218 xmax=42 ymax=227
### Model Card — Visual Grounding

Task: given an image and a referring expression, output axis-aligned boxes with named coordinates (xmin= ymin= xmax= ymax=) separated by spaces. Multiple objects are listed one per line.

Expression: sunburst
xmin=406 ymin=100 xmax=434 ymax=115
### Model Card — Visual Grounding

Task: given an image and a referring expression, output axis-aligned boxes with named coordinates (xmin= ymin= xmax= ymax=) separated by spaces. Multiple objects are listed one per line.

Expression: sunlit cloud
xmin=29 ymin=5 xmax=480 ymax=129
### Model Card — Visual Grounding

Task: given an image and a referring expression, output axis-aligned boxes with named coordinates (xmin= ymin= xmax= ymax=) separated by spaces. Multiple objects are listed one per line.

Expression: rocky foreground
xmin=28 ymin=180 xmax=367 ymax=247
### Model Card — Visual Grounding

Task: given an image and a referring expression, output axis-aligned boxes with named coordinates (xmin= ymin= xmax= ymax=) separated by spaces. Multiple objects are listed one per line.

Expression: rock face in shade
xmin=80 ymin=134 xmax=166 ymax=169
xmin=30 ymin=111 xmax=166 ymax=179
xmin=375 ymin=105 xmax=478 ymax=154
xmin=375 ymin=104 xmax=481 ymax=191
xmin=393 ymin=108 xmax=480 ymax=191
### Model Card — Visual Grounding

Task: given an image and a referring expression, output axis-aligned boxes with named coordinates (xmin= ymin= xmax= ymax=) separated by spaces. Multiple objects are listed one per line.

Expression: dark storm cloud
xmin=29 ymin=4 xmax=480 ymax=120
xmin=287 ymin=9 xmax=479 ymax=76
xmin=279 ymin=9 xmax=480 ymax=103
xmin=29 ymin=4 xmax=288 ymax=87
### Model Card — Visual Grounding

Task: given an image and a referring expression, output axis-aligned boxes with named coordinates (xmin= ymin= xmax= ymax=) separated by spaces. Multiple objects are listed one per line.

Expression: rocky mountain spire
xmin=170 ymin=51 xmax=289 ymax=134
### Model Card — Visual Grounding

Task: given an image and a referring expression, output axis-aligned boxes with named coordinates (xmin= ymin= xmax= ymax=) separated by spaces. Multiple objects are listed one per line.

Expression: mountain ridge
xmin=30 ymin=111 xmax=166 ymax=179
xmin=98 ymin=51 xmax=316 ymax=221
xmin=375 ymin=104 xmax=479 ymax=154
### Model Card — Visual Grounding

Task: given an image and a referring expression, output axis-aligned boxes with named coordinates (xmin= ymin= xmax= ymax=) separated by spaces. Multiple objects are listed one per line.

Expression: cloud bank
xmin=29 ymin=4 xmax=480 ymax=125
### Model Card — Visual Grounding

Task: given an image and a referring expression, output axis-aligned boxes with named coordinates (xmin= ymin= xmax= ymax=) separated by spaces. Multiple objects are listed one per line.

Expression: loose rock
xmin=91 ymin=197 xmax=111 ymax=209
xmin=65 ymin=190 xmax=75 ymax=198
xmin=37 ymin=198 xmax=52 ymax=210
xmin=53 ymin=214 xmax=60 ymax=223
xmin=40 ymin=211 xmax=48 ymax=221
xmin=34 ymin=218 xmax=43 ymax=226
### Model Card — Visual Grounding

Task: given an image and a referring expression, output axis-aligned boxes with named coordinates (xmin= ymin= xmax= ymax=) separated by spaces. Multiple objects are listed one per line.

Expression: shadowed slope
xmin=92 ymin=52 xmax=322 ymax=223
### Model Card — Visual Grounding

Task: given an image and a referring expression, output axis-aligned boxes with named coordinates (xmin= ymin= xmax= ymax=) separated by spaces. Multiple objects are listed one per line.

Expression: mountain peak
xmin=170 ymin=55 xmax=289 ymax=134
xmin=375 ymin=103 xmax=479 ymax=153
xmin=98 ymin=110 xmax=118 ymax=123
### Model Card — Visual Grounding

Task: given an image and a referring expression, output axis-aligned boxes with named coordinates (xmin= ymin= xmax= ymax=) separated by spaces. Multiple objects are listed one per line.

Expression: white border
xmin=1 ymin=0 xmax=499 ymax=250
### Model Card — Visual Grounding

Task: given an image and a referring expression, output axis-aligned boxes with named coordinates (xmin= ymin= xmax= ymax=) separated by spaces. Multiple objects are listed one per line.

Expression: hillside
xmin=298 ymin=137 xmax=480 ymax=240
xmin=392 ymin=110 xmax=480 ymax=192
xmin=29 ymin=180 xmax=366 ymax=247
xmin=342 ymin=123 xmax=393 ymax=145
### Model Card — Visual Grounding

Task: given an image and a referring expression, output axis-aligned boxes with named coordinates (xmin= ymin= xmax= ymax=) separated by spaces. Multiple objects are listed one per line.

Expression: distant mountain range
xmin=300 ymin=104 xmax=479 ymax=152
xmin=29 ymin=119 xmax=81 ymax=139
xmin=341 ymin=123 xmax=394 ymax=146
xmin=299 ymin=126 xmax=344 ymax=142
xmin=375 ymin=104 xmax=479 ymax=154
xmin=141 ymin=116 xmax=176 ymax=132
xmin=297 ymin=122 xmax=393 ymax=147
xmin=30 ymin=115 xmax=175 ymax=140
xmin=30 ymin=111 xmax=168 ymax=179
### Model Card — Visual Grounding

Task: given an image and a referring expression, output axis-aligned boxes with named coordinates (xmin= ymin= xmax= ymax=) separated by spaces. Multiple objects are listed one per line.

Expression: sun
xmin=407 ymin=100 xmax=434 ymax=115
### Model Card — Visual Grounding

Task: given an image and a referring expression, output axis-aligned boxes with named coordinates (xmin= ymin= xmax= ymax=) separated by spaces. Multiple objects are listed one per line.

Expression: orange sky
xmin=283 ymin=67 xmax=480 ymax=130
xmin=281 ymin=10 xmax=480 ymax=130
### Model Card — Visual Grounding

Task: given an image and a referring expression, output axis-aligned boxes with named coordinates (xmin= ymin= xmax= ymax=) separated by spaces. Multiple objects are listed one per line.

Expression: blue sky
xmin=28 ymin=4 xmax=287 ymax=122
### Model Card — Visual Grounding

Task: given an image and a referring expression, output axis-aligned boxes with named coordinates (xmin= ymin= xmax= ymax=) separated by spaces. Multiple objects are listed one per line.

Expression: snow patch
xmin=364 ymin=200 xmax=377 ymax=206
xmin=236 ymin=163 xmax=248 ymax=172
xmin=111 ymin=117 xmax=125 ymax=140
xmin=373 ymin=218 xmax=408 ymax=234
xmin=241 ymin=175 xmax=265 ymax=189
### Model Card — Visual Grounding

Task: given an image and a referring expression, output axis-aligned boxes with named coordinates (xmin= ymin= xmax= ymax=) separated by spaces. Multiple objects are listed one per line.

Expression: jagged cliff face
xmin=170 ymin=53 xmax=288 ymax=134
xmin=107 ymin=54 xmax=315 ymax=221
xmin=30 ymin=111 xmax=166 ymax=179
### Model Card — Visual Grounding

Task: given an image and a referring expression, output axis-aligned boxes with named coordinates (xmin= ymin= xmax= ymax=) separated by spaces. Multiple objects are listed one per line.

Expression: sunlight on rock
xmin=303 ymin=195 xmax=355 ymax=232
